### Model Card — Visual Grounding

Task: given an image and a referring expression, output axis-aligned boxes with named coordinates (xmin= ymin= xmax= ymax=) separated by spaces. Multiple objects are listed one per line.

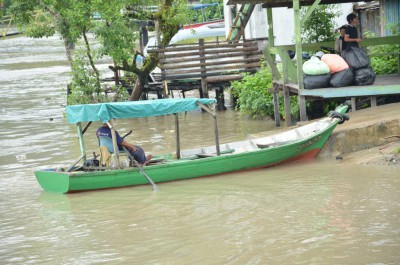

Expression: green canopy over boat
xmin=66 ymin=98 xmax=216 ymax=124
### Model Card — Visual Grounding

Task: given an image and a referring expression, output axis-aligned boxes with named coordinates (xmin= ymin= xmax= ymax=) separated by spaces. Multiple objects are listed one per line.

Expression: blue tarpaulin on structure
xmin=66 ymin=98 xmax=216 ymax=124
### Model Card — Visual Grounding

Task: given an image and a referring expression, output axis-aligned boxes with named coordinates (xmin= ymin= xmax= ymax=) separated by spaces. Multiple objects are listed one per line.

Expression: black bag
xmin=342 ymin=47 xmax=369 ymax=69
xmin=303 ymin=74 xmax=331 ymax=89
xmin=354 ymin=67 xmax=376 ymax=86
xmin=330 ymin=68 xmax=354 ymax=87
xmin=84 ymin=159 xmax=100 ymax=167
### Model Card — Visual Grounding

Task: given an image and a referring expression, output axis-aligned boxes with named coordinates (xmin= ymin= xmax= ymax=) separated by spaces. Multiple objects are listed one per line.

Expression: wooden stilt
xmin=371 ymin=96 xmax=377 ymax=107
xmin=351 ymin=97 xmax=357 ymax=111
xmin=272 ymin=86 xmax=281 ymax=126
xmin=283 ymin=86 xmax=292 ymax=126
xmin=174 ymin=113 xmax=181 ymax=159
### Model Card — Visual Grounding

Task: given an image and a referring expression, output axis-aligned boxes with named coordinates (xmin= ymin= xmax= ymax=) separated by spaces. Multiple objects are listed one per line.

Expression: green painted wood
xmin=263 ymin=48 xmax=281 ymax=80
xmin=35 ymin=122 xmax=336 ymax=193
xmin=267 ymin=7 xmax=274 ymax=47
xmin=35 ymin=105 xmax=349 ymax=193
xmin=299 ymin=83 xmax=400 ymax=98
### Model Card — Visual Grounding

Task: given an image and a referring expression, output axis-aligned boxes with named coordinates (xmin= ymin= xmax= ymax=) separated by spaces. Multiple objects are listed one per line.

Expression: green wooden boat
xmin=35 ymin=98 xmax=348 ymax=193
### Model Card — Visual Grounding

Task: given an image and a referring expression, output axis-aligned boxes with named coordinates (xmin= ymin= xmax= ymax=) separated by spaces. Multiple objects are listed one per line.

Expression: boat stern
xmin=35 ymin=169 xmax=70 ymax=193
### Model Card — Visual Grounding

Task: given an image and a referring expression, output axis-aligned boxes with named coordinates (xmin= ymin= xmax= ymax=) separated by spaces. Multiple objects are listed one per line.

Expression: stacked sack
xmin=302 ymin=56 xmax=331 ymax=89
xmin=320 ymin=53 xmax=353 ymax=87
xmin=342 ymin=47 xmax=376 ymax=86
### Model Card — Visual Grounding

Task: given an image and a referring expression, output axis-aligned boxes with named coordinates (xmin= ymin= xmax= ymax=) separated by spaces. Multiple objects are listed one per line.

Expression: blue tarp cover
xmin=66 ymin=98 xmax=216 ymax=124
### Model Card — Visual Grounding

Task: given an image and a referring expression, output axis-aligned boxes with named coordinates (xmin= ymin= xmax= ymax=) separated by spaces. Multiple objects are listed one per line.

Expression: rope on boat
xmin=329 ymin=111 xmax=350 ymax=124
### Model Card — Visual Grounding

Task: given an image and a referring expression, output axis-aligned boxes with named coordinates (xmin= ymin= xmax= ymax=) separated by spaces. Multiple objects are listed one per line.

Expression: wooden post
xmin=272 ymin=85 xmax=281 ymax=127
xmin=267 ymin=7 xmax=274 ymax=49
xmin=199 ymin=39 xmax=209 ymax=98
xmin=197 ymin=102 xmax=220 ymax=156
xmin=77 ymin=122 xmax=86 ymax=162
xmin=282 ymin=54 xmax=292 ymax=126
xmin=351 ymin=97 xmax=357 ymax=111
xmin=371 ymin=96 xmax=377 ymax=107
xmin=107 ymin=121 xmax=120 ymax=168
xmin=294 ymin=0 xmax=307 ymax=121
xmin=174 ymin=113 xmax=181 ymax=159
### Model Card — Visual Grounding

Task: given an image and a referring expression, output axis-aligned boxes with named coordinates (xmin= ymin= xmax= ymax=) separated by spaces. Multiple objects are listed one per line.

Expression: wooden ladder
xmin=226 ymin=4 xmax=256 ymax=42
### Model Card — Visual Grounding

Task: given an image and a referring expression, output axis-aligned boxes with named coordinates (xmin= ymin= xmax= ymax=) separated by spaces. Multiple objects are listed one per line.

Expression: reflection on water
xmin=1 ymin=36 xmax=399 ymax=264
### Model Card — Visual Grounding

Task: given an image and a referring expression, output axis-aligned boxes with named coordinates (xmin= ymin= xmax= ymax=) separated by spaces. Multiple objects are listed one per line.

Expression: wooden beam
xmin=294 ymin=0 xmax=307 ymax=121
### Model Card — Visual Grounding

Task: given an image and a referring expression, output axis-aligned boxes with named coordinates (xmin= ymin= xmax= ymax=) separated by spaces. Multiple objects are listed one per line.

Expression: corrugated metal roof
xmin=385 ymin=0 xmax=400 ymax=36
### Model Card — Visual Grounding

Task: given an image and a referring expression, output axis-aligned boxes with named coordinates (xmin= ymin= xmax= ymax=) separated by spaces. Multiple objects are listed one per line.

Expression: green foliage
xmin=67 ymin=51 xmax=129 ymax=105
xmin=364 ymin=31 xmax=400 ymax=75
xmin=395 ymin=146 xmax=400 ymax=154
xmin=188 ymin=0 xmax=223 ymax=23
xmin=300 ymin=5 xmax=339 ymax=43
xmin=231 ymin=67 xmax=299 ymax=119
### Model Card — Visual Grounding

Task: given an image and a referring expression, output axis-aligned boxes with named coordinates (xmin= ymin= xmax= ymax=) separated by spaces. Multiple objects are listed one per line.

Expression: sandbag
xmin=354 ymin=67 xmax=376 ymax=86
xmin=304 ymin=74 xmax=331 ymax=89
xmin=330 ymin=68 xmax=354 ymax=87
xmin=342 ymin=47 xmax=369 ymax=69
xmin=321 ymin=54 xmax=349 ymax=73
xmin=302 ymin=56 xmax=330 ymax=76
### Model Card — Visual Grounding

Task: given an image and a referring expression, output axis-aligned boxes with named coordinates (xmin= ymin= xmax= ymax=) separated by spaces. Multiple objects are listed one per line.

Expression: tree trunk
xmin=63 ymin=39 xmax=75 ymax=69
xmin=129 ymin=75 xmax=146 ymax=101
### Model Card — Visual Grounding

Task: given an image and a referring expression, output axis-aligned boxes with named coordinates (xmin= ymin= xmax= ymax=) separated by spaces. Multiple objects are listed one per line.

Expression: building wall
xmin=384 ymin=0 xmax=400 ymax=36
xmin=224 ymin=3 xmax=354 ymax=45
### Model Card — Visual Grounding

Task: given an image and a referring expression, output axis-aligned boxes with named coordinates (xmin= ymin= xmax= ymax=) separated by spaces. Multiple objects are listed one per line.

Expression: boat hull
xmin=35 ymin=121 xmax=337 ymax=193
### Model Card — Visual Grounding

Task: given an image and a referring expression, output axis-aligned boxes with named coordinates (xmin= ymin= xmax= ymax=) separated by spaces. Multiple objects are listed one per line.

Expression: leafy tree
xmin=9 ymin=0 xmax=191 ymax=103
xmin=300 ymin=4 xmax=339 ymax=43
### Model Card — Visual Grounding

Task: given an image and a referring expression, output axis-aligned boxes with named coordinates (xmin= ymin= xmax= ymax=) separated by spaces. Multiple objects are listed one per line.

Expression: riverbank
xmin=319 ymin=102 xmax=400 ymax=166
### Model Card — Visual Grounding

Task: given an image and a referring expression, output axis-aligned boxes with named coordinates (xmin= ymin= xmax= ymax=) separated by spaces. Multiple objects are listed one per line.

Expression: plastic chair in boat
xmin=97 ymin=136 xmax=129 ymax=167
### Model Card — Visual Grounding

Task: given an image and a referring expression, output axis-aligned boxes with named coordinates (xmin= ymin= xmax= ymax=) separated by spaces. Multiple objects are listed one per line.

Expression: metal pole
xmin=174 ymin=113 xmax=181 ymax=159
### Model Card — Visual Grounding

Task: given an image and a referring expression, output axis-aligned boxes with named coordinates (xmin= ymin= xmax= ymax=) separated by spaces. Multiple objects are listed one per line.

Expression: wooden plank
xmin=158 ymin=46 xmax=259 ymax=58
xmin=163 ymin=62 xmax=260 ymax=76
xmin=160 ymin=51 xmax=262 ymax=64
xmin=149 ymin=42 xmax=258 ymax=53
xmin=161 ymin=57 xmax=261 ymax=70
xmin=272 ymin=87 xmax=281 ymax=126
xmin=299 ymin=84 xmax=400 ymax=98
xmin=163 ymin=68 xmax=258 ymax=80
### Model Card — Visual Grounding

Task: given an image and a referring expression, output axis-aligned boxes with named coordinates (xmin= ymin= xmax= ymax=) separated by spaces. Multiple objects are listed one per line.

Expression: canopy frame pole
xmin=174 ymin=113 xmax=181 ymax=159
xmin=107 ymin=121 xmax=120 ymax=168
xmin=77 ymin=122 xmax=86 ymax=162
xmin=197 ymin=102 xmax=220 ymax=156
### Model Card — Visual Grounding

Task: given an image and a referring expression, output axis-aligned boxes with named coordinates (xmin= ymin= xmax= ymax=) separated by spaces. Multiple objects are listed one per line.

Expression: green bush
xmin=231 ymin=67 xmax=299 ymax=120
xmin=365 ymin=28 xmax=400 ymax=75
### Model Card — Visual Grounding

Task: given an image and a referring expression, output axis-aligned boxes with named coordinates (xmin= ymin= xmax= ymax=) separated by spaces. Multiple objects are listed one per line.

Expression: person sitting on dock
xmin=97 ymin=123 xmax=152 ymax=166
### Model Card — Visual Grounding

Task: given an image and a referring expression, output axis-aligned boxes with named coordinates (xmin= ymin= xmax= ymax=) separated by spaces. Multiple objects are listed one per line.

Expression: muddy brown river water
xmin=1 ymin=35 xmax=399 ymax=264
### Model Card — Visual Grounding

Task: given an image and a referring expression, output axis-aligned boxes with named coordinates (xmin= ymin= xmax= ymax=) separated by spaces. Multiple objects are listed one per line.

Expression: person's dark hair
xmin=347 ymin=13 xmax=357 ymax=24
xmin=339 ymin=25 xmax=347 ymax=30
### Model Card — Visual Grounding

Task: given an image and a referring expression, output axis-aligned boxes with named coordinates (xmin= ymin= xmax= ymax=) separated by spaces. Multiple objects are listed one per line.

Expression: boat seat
xmin=97 ymin=136 xmax=128 ymax=167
